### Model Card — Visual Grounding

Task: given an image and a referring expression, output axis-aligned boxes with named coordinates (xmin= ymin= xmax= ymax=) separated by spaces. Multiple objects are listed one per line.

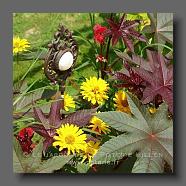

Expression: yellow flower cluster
xmin=13 ymin=37 xmax=30 ymax=54
xmin=80 ymin=76 xmax=109 ymax=105
xmin=52 ymin=82 xmax=134 ymax=162
xmin=53 ymin=124 xmax=101 ymax=162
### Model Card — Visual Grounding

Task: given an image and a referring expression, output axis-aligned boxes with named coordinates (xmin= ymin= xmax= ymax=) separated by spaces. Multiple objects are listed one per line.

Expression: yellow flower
xmin=64 ymin=93 xmax=75 ymax=112
xmin=89 ymin=116 xmax=110 ymax=134
xmin=126 ymin=13 xmax=150 ymax=30
xmin=81 ymin=141 xmax=100 ymax=163
xmin=53 ymin=124 xmax=87 ymax=155
xmin=113 ymin=90 xmax=131 ymax=114
xmin=149 ymin=107 xmax=157 ymax=114
xmin=80 ymin=76 xmax=109 ymax=105
xmin=13 ymin=37 xmax=30 ymax=54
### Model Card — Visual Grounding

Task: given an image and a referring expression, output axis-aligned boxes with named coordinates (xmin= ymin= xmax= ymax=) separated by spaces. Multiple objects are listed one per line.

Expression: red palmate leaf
xmin=33 ymin=91 xmax=62 ymax=129
xmin=31 ymin=91 xmax=98 ymax=151
xmin=48 ymin=91 xmax=62 ymax=127
xmin=105 ymin=14 xmax=147 ymax=51
xmin=61 ymin=108 xmax=98 ymax=127
xmin=111 ymin=64 xmax=146 ymax=99
xmin=114 ymin=49 xmax=173 ymax=112
xmin=134 ymin=50 xmax=173 ymax=113
xmin=30 ymin=124 xmax=55 ymax=152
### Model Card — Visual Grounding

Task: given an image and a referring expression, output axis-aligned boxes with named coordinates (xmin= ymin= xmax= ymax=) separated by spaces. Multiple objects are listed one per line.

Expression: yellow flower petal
xmin=53 ymin=123 xmax=87 ymax=155
xmin=80 ymin=76 xmax=109 ymax=105
xmin=81 ymin=141 xmax=100 ymax=163
xmin=13 ymin=36 xmax=30 ymax=55
xmin=149 ymin=107 xmax=157 ymax=114
xmin=64 ymin=93 xmax=75 ymax=112
xmin=89 ymin=116 xmax=110 ymax=135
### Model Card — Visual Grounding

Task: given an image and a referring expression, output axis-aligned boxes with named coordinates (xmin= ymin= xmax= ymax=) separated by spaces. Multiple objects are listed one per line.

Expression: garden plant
xmin=13 ymin=13 xmax=173 ymax=173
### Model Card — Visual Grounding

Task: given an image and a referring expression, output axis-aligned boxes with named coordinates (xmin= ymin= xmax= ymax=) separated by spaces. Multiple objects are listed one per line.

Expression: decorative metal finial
xmin=44 ymin=24 xmax=78 ymax=93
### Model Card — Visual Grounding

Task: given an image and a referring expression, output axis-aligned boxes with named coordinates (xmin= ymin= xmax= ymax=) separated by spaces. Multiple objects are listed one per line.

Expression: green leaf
xmin=36 ymin=155 xmax=74 ymax=173
xmin=13 ymin=79 xmax=38 ymax=107
xmin=13 ymin=137 xmax=73 ymax=173
xmin=27 ymin=139 xmax=43 ymax=172
xmin=13 ymin=80 xmax=28 ymax=94
xmin=15 ymin=88 xmax=45 ymax=111
xmin=76 ymin=162 xmax=90 ymax=173
xmin=92 ymin=133 xmax=146 ymax=164
xmin=74 ymin=61 xmax=90 ymax=71
xmin=93 ymin=92 xmax=173 ymax=173
xmin=148 ymin=13 xmax=173 ymax=45
xmin=132 ymin=144 xmax=164 ymax=173
xmin=13 ymin=138 xmax=43 ymax=173
xmin=96 ymin=93 xmax=151 ymax=134
xmin=13 ymin=137 xmax=26 ymax=173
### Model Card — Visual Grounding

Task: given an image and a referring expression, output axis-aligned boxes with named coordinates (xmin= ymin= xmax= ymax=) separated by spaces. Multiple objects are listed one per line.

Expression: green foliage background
xmin=13 ymin=13 xmax=101 ymax=87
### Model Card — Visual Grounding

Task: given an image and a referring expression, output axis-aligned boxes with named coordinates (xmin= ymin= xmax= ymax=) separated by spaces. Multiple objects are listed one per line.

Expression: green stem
xmin=20 ymin=50 xmax=44 ymax=81
xmin=105 ymin=36 xmax=112 ymax=61
xmin=109 ymin=57 xmax=120 ymax=68
xmin=16 ymin=53 xmax=19 ymax=64
xmin=101 ymin=37 xmax=111 ymax=79
xmin=105 ymin=13 xmax=114 ymax=61
xmin=82 ymin=128 xmax=100 ymax=135
xmin=89 ymin=13 xmax=94 ymax=31
xmin=140 ymin=43 xmax=173 ymax=57
xmin=101 ymin=13 xmax=113 ymax=79
xmin=100 ymin=44 xmax=104 ymax=78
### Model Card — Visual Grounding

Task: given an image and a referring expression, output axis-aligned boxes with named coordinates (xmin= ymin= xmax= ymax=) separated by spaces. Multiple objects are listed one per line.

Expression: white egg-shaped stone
xmin=58 ymin=51 xmax=73 ymax=71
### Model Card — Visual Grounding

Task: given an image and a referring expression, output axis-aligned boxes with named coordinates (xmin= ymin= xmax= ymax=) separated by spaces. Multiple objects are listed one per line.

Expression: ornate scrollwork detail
xmin=44 ymin=24 xmax=78 ymax=84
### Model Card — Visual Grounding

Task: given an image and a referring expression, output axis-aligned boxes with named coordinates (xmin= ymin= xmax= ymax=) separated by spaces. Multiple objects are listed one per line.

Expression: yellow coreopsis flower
xmin=81 ymin=141 xmax=100 ymax=163
xmin=53 ymin=124 xmax=87 ymax=155
xmin=13 ymin=37 xmax=30 ymax=55
xmin=89 ymin=116 xmax=110 ymax=134
xmin=113 ymin=90 xmax=131 ymax=114
xmin=64 ymin=93 xmax=75 ymax=111
xmin=80 ymin=76 xmax=109 ymax=105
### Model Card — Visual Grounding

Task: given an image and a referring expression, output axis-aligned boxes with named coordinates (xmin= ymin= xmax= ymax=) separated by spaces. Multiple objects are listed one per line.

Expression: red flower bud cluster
xmin=93 ymin=24 xmax=108 ymax=44
xmin=16 ymin=127 xmax=35 ymax=154
xmin=96 ymin=54 xmax=107 ymax=63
